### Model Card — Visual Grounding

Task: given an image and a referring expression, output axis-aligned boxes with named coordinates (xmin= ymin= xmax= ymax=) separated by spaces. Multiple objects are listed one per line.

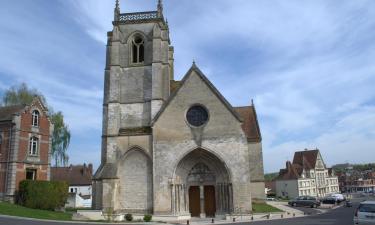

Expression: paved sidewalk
xmin=169 ymin=202 xmax=307 ymax=225
xmin=265 ymin=201 xmax=304 ymax=215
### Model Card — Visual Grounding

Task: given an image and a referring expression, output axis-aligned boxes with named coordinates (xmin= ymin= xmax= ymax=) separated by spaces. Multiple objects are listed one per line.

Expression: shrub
xmin=143 ymin=214 xmax=152 ymax=222
xmin=125 ymin=213 xmax=133 ymax=221
xmin=18 ymin=180 xmax=68 ymax=210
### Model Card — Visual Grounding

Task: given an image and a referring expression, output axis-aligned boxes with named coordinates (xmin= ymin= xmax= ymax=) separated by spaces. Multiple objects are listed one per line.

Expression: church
xmin=92 ymin=0 xmax=265 ymax=220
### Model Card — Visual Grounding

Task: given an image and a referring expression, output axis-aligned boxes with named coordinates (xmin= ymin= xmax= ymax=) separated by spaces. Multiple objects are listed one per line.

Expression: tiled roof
xmin=277 ymin=161 xmax=302 ymax=180
xmin=0 ymin=105 xmax=25 ymax=121
xmin=234 ymin=106 xmax=262 ymax=142
xmin=51 ymin=164 xmax=93 ymax=186
xmin=293 ymin=150 xmax=319 ymax=170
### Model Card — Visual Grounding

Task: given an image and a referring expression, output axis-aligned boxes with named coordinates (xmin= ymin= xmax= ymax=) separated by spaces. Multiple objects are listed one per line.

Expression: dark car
xmin=321 ymin=196 xmax=338 ymax=205
xmin=288 ymin=196 xmax=321 ymax=208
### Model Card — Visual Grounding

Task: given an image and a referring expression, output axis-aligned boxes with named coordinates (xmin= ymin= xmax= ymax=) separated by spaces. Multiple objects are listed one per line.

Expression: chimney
xmin=286 ymin=161 xmax=292 ymax=171
xmin=88 ymin=164 xmax=93 ymax=175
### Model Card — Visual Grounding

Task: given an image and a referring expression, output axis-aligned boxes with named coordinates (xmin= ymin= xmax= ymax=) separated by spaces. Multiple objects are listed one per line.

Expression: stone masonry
xmin=93 ymin=0 xmax=265 ymax=220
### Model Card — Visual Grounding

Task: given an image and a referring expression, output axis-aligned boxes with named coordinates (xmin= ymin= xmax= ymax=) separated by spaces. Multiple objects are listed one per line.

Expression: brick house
xmin=0 ymin=97 xmax=53 ymax=201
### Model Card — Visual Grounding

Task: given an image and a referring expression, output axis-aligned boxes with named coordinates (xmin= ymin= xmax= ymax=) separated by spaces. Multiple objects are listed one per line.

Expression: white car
xmin=354 ymin=201 xmax=375 ymax=224
xmin=330 ymin=193 xmax=345 ymax=202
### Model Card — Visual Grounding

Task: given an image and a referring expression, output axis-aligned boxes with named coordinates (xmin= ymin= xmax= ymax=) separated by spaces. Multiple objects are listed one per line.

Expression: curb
xmin=0 ymin=214 xmax=160 ymax=225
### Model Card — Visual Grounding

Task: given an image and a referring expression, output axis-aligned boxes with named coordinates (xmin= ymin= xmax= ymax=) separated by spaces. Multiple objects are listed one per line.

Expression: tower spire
xmin=157 ymin=0 xmax=163 ymax=17
xmin=114 ymin=0 xmax=120 ymax=21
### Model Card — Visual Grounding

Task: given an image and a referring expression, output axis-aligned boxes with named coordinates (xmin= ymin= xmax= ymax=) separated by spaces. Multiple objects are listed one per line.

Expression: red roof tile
xmin=234 ymin=106 xmax=262 ymax=142
xmin=51 ymin=164 xmax=93 ymax=186
xmin=292 ymin=150 xmax=319 ymax=170
xmin=0 ymin=105 xmax=25 ymax=121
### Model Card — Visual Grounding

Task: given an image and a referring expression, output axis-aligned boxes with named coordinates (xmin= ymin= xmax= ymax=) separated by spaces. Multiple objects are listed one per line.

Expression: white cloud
xmin=1 ymin=0 xmax=374 ymax=172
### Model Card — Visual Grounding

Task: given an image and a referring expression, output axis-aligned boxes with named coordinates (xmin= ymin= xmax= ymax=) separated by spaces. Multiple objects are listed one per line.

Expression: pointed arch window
xmin=32 ymin=110 xmax=40 ymax=127
xmin=132 ymin=35 xmax=145 ymax=64
xmin=29 ymin=137 xmax=39 ymax=156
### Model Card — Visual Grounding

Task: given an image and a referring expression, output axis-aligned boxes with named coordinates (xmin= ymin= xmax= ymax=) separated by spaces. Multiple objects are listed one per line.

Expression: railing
xmin=119 ymin=11 xmax=159 ymax=22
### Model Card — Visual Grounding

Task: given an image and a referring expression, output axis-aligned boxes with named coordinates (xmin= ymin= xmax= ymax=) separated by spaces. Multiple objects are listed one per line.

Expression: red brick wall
xmin=0 ymin=122 xmax=12 ymax=193
xmin=1 ymin=101 xmax=52 ymax=196
xmin=17 ymin=103 xmax=51 ymax=188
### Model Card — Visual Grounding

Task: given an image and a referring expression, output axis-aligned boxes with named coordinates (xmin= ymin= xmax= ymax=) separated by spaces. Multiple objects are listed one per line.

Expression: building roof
xmin=51 ymin=164 xmax=93 ymax=186
xmin=151 ymin=63 xmax=244 ymax=126
xmin=0 ymin=104 xmax=25 ymax=121
xmin=234 ymin=106 xmax=262 ymax=142
xmin=277 ymin=161 xmax=302 ymax=180
xmin=276 ymin=149 xmax=336 ymax=180
xmin=292 ymin=150 xmax=319 ymax=170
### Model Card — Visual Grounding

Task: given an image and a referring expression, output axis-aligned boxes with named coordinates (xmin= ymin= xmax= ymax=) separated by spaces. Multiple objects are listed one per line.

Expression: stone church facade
xmin=93 ymin=0 xmax=265 ymax=219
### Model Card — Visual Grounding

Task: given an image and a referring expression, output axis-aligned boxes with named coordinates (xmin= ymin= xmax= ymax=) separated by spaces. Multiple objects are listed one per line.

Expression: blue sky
xmin=0 ymin=0 xmax=374 ymax=173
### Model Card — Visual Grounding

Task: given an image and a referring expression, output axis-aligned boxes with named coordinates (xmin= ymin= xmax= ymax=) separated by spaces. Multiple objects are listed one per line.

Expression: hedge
xmin=18 ymin=180 xmax=69 ymax=210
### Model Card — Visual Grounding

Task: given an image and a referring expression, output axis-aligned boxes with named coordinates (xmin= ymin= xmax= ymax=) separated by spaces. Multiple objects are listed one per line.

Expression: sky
xmin=0 ymin=0 xmax=374 ymax=173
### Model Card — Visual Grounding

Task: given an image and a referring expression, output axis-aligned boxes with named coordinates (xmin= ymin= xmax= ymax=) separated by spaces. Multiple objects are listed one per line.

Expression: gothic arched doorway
xmin=173 ymin=149 xmax=233 ymax=218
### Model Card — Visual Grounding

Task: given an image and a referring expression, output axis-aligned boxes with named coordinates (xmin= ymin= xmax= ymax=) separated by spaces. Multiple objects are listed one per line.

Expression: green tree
xmin=51 ymin=112 xmax=70 ymax=166
xmin=2 ymin=83 xmax=70 ymax=166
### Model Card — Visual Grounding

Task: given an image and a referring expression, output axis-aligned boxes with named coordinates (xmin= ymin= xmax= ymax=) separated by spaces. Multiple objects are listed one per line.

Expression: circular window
xmin=186 ymin=105 xmax=209 ymax=127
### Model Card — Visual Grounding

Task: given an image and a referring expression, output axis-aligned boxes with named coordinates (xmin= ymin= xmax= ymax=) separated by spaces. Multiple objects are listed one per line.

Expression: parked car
xmin=329 ymin=193 xmax=346 ymax=203
xmin=321 ymin=196 xmax=338 ymax=205
xmin=354 ymin=201 xmax=375 ymax=224
xmin=288 ymin=196 xmax=321 ymax=208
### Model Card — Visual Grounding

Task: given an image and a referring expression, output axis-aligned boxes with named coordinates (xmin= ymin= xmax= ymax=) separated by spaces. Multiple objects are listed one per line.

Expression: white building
xmin=51 ymin=164 xmax=93 ymax=208
xmin=275 ymin=149 xmax=339 ymax=199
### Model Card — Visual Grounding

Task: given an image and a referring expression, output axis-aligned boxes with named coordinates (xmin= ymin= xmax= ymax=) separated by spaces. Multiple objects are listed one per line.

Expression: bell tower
xmin=103 ymin=0 xmax=174 ymax=138
xmin=93 ymin=0 xmax=174 ymax=211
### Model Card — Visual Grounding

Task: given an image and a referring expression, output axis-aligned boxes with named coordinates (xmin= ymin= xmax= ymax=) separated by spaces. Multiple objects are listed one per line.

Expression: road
xmin=239 ymin=204 xmax=356 ymax=225
xmin=0 ymin=205 xmax=355 ymax=225
xmin=0 ymin=197 xmax=372 ymax=225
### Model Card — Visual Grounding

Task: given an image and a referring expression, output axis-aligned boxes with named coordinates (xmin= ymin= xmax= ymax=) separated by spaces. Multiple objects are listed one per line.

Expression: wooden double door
xmin=189 ymin=186 xmax=216 ymax=217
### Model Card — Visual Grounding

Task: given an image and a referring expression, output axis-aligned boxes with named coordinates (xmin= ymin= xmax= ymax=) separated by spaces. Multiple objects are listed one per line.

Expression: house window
xmin=29 ymin=137 xmax=39 ymax=156
xmin=32 ymin=110 xmax=40 ymax=127
xmin=70 ymin=188 xmax=74 ymax=193
xmin=131 ymin=35 xmax=145 ymax=64
xmin=26 ymin=169 xmax=37 ymax=180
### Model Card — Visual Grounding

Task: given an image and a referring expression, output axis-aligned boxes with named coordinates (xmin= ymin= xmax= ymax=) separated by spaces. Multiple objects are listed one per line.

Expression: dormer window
xmin=32 ymin=110 xmax=40 ymax=127
xmin=29 ymin=137 xmax=39 ymax=156
xmin=132 ymin=35 xmax=144 ymax=64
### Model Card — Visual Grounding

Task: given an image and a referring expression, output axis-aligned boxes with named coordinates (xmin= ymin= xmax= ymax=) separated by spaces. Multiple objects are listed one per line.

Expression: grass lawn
xmin=0 ymin=202 xmax=72 ymax=221
xmin=252 ymin=202 xmax=283 ymax=213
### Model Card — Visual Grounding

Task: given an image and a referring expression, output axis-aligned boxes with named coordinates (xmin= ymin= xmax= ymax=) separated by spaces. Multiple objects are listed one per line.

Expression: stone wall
xmin=153 ymin=69 xmax=252 ymax=215
xmin=248 ymin=142 xmax=265 ymax=199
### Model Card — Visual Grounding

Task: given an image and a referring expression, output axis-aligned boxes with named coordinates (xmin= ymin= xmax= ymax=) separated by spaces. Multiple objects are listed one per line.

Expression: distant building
xmin=51 ymin=164 xmax=93 ymax=208
xmin=0 ymin=98 xmax=53 ymax=201
xmin=337 ymin=170 xmax=375 ymax=193
xmin=265 ymin=181 xmax=276 ymax=196
xmin=275 ymin=149 xmax=339 ymax=199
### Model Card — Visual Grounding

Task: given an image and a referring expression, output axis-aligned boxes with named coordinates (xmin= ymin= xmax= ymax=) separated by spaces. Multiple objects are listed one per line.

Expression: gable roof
xmin=0 ymin=97 xmax=50 ymax=123
xmin=277 ymin=161 xmax=302 ymax=180
xmin=234 ymin=105 xmax=262 ymax=142
xmin=51 ymin=164 xmax=93 ymax=186
xmin=0 ymin=104 xmax=26 ymax=122
xmin=293 ymin=150 xmax=319 ymax=170
xmin=276 ymin=149 xmax=328 ymax=180
xmin=152 ymin=63 xmax=243 ymax=126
